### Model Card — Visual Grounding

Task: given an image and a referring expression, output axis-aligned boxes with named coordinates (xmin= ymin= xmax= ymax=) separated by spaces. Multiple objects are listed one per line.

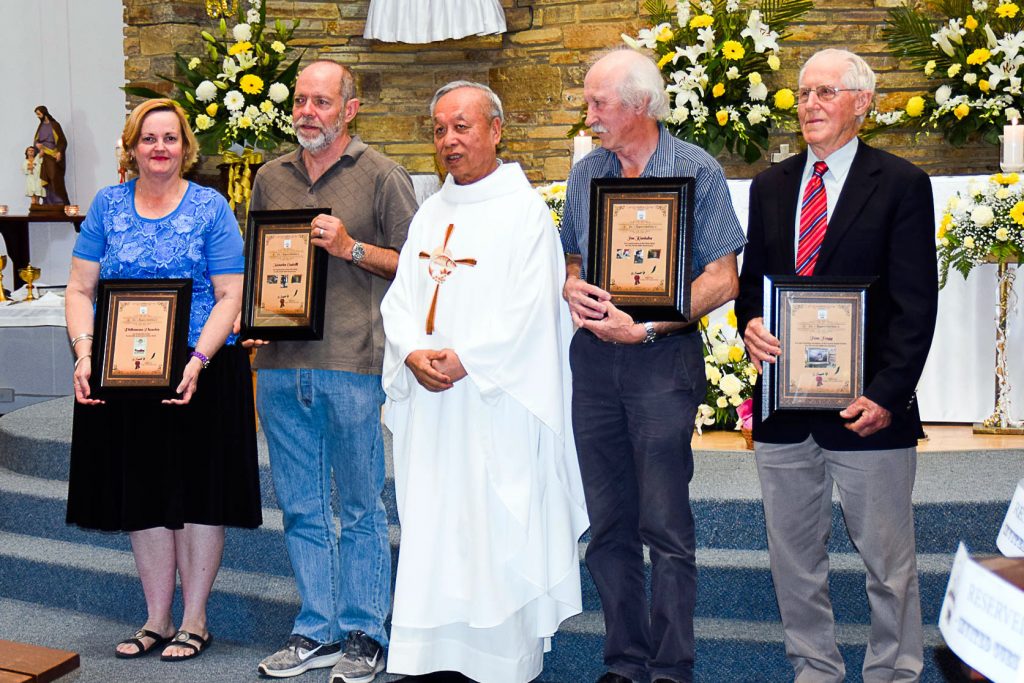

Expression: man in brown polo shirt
xmin=249 ymin=60 xmax=417 ymax=683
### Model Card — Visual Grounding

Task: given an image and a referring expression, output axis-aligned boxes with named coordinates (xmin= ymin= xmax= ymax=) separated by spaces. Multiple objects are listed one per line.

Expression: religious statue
xmin=33 ymin=105 xmax=70 ymax=205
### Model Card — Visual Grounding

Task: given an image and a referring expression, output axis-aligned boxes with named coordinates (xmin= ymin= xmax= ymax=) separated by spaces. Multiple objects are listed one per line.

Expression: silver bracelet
xmin=74 ymin=355 xmax=91 ymax=368
xmin=70 ymin=333 xmax=93 ymax=348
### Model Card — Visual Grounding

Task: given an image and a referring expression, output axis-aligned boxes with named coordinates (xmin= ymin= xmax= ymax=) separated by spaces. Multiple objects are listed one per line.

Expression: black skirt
xmin=66 ymin=344 xmax=262 ymax=532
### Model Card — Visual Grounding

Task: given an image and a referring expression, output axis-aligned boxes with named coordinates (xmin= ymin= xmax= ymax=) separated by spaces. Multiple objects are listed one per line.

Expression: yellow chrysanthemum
xmin=721 ymin=40 xmax=745 ymax=60
xmin=728 ymin=346 xmax=745 ymax=363
xmin=948 ymin=64 xmax=962 ymax=77
xmin=260 ymin=99 xmax=274 ymax=113
xmin=996 ymin=227 xmax=1010 ymax=240
xmin=699 ymin=315 xmax=710 ymax=330
xmin=656 ymin=25 xmax=674 ymax=42
xmin=995 ymin=172 xmax=1021 ymax=185
xmin=964 ymin=236 xmax=976 ymax=248
xmin=726 ymin=308 xmax=738 ymax=328
xmin=767 ymin=54 xmax=780 ymax=70
xmin=240 ymin=74 xmax=264 ymax=95
xmin=979 ymin=79 xmax=991 ymax=92
xmin=954 ymin=103 xmax=970 ymax=119
xmin=748 ymin=72 xmax=762 ymax=86
xmin=965 ymin=14 xmax=979 ymax=29
xmin=997 ymin=3 xmax=1020 ymax=18
xmin=774 ymin=88 xmax=795 ymax=110
xmin=937 ymin=213 xmax=952 ymax=238
xmin=716 ymin=109 xmax=729 ymax=126
xmin=1011 ymin=201 xmax=1024 ymax=225
xmin=228 ymin=41 xmax=252 ymax=56
xmin=712 ymin=82 xmax=726 ymax=97
xmin=194 ymin=114 xmax=213 ymax=131
xmin=550 ymin=210 xmax=560 ymax=225
xmin=966 ymin=48 xmax=991 ymax=65
xmin=924 ymin=60 xmax=936 ymax=76
xmin=690 ymin=14 xmax=713 ymax=28
xmin=905 ymin=96 xmax=925 ymax=117
xmin=658 ymin=52 xmax=675 ymax=69
xmin=237 ymin=115 xmax=253 ymax=128
xmin=206 ymin=102 xmax=218 ymax=116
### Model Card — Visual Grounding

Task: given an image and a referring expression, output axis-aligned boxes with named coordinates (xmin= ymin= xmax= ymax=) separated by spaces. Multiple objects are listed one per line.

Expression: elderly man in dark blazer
xmin=735 ymin=49 xmax=938 ymax=683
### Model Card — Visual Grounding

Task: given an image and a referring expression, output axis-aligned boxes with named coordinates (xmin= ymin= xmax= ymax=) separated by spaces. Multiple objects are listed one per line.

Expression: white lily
xmin=697 ymin=27 xmax=715 ymax=47
xmin=748 ymin=81 xmax=769 ymax=101
xmin=740 ymin=10 xmax=780 ymax=53
xmin=932 ymin=31 xmax=956 ymax=56
xmin=985 ymin=23 xmax=999 ymax=49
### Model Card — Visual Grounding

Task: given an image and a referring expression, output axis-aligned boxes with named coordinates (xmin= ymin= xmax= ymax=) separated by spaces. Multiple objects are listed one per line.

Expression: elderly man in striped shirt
xmin=559 ymin=48 xmax=746 ymax=683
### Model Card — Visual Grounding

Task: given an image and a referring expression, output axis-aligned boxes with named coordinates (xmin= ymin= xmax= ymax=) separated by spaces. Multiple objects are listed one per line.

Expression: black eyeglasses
xmin=797 ymin=86 xmax=861 ymax=103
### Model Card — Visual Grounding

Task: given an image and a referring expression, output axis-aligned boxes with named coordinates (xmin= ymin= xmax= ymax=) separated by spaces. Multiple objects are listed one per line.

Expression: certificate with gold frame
xmin=761 ymin=275 xmax=874 ymax=421
xmin=91 ymin=278 xmax=192 ymax=399
xmin=241 ymin=208 xmax=329 ymax=341
xmin=587 ymin=177 xmax=694 ymax=321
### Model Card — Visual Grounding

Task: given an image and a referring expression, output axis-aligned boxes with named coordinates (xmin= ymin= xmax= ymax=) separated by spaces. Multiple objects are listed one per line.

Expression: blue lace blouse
xmin=73 ymin=180 xmax=244 ymax=347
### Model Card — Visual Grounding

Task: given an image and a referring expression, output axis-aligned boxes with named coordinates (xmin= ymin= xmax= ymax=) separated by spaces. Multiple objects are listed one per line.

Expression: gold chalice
xmin=18 ymin=263 xmax=41 ymax=302
xmin=0 ymin=255 xmax=8 ymax=302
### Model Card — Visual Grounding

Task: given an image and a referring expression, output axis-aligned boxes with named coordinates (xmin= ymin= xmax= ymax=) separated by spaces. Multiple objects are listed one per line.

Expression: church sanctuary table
xmin=722 ymin=174 xmax=1024 ymax=425
xmin=0 ymin=292 xmax=73 ymax=415
xmin=0 ymin=212 xmax=85 ymax=288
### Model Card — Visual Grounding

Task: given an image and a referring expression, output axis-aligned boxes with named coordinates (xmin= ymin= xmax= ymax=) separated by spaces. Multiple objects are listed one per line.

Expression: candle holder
xmin=0 ymin=204 xmax=8 ymax=216
xmin=1000 ymin=133 xmax=1024 ymax=173
xmin=64 ymin=204 xmax=80 ymax=217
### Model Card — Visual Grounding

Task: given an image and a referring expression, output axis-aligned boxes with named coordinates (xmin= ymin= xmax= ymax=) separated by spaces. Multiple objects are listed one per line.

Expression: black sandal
xmin=160 ymin=630 xmax=212 ymax=662
xmin=115 ymin=628 xmax=172 ymax=659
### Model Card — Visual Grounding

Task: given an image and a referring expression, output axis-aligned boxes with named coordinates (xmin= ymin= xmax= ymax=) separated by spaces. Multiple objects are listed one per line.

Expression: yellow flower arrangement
xmin=871 ymin=0 xmax=1024 ymax=147
xmin=536 ymin=182 xmax=567 ymax=231
xmin=695 ymin=309 xmax=756 ymax=432
xmin=610 ymin=0 xmax=812 ymax=164
xmin=937 ymin=173 xmax=1024 ymax=287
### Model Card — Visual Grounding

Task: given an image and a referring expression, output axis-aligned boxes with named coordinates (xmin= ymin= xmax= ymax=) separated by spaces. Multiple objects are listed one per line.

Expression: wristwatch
xmin=641 ymin=321 xmax=657 ymax=344
xmin=351 ymin=241 xmax=366 ymax=265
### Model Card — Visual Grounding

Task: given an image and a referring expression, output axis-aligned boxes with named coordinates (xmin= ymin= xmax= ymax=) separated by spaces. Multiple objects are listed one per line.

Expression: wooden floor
xmin=693 ymin=423 xmax=1024 ymax=453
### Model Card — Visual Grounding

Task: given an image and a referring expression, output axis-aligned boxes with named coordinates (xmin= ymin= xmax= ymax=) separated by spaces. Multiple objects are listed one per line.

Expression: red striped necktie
xmin=796 ymin=161 xmax=829 ymax=276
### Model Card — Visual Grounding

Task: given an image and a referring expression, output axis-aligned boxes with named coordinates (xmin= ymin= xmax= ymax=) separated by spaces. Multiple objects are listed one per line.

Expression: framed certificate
xmin=587 ymin=177 xmax=695 ymax=321
xmin=91 ymin=278 xmax=192 ymax=399
xmin=761 ymin=275 xmax=874 ymax=421
xmin=241 ymin=208 xmax=329 ymax=340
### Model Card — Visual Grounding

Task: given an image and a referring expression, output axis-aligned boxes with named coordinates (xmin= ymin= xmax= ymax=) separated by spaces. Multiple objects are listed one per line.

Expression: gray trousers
xmin=754 ymin=435 xmax=923 ymax=683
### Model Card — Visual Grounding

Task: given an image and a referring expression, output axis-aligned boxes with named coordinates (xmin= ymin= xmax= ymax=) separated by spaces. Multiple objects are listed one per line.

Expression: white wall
xmin=0 ymin=0 xmax=125 ymax=286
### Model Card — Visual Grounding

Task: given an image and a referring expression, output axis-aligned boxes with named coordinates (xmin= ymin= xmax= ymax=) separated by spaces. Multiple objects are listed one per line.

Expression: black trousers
xmin=569 ymin=329 xmax=705 ymax=682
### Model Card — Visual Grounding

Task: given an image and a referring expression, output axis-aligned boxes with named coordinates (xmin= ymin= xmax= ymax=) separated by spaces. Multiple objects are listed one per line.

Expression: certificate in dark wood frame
xmin=242 ymin=208 xmax=329 ymax=340
xmin=761 ymin=275 xmax=874 ymax=421
xmin=91 ymin=278 xmax=193 ymax=400
xmin=587 ymin=177 xmax=695 ymax=321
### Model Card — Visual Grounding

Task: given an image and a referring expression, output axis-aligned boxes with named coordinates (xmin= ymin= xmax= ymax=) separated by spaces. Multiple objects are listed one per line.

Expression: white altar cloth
xmin=722 ymin=175 xmax=1024 ymax=424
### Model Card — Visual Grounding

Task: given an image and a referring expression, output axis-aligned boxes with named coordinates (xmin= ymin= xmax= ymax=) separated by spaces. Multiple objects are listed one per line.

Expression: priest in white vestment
xmin=380 ymin=81 xmax=589 ymax=683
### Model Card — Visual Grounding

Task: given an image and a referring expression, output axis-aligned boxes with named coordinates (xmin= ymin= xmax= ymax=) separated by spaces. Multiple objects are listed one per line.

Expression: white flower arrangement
xmin=611 ymin=0 xmax=811 ymax=163
xmin=695 ymin=307 xmax=757 ymax=433
xmin=937 ymin=172 xmax=1024 ymax=286
xmin=871 ymin=0 xmax=1024 ymax=146
xmin=125 ymin=0 xmax=301 ymax=155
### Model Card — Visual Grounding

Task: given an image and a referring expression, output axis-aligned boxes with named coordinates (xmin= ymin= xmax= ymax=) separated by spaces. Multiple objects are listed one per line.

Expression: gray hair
xmin=430 ymin=80 xmax=504 ymax=124
xmin=604 ymin=48 xmax=670 ymax=121
xmin=799 ymin=49 xmax=876 ymax=93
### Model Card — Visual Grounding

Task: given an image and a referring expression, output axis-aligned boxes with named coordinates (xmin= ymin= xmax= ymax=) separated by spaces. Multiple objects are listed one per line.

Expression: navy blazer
xmin=735 ymin=140 xmax=939 ymax=450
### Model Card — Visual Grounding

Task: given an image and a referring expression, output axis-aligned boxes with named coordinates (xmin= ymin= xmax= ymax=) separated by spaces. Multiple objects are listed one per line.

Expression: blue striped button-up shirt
xmin=560 ymin=124 xmax=746 ymax=280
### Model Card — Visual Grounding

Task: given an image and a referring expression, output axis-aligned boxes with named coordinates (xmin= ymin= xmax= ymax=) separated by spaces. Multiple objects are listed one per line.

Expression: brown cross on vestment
xmin=418 ymin=223 xmax=477 ymax=334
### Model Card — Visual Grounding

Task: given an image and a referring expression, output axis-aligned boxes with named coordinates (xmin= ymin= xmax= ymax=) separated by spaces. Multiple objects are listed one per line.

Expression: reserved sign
xmin=998 ymin=479 xmax=1024 ymax=558
xmin=939 ymin=543 xmax=1024 ymax=683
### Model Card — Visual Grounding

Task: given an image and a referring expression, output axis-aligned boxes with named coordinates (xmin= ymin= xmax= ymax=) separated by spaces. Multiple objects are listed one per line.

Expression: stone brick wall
xmin=123 ymin=0 xmax=997 ymax=182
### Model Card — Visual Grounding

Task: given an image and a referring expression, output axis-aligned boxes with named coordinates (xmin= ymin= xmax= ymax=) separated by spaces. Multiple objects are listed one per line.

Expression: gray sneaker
xmin=257 ymin=634 xmax=342 ymax=678
xmin=328 ymin=630 xmax=385 ymax=683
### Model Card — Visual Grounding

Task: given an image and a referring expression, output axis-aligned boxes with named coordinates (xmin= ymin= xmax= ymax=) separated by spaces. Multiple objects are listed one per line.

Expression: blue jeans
xmin=570 ymin=329 xmax=705 ymax=683
xmin=257 ymin=368 xmax=391 ymax=647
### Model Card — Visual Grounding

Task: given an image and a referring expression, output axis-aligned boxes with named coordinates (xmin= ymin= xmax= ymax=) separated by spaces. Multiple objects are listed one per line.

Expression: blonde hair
xmin=120 ymin=99 xmax=198 ymax=175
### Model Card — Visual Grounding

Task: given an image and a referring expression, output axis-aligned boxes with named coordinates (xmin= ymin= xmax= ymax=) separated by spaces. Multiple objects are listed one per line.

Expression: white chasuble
xmin=381 ymin=163 xmax=589 ymax=683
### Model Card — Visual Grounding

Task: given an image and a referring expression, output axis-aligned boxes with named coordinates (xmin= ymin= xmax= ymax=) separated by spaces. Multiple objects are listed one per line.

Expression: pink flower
xmin=737 ymin=398 xmax=754 ymax=430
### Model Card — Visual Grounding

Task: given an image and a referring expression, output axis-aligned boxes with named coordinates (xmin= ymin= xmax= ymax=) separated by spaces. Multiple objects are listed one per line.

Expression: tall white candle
xmin=572 ymin=131 xmax=593 ymax=165
xmin=1003 ymin=119 xmax=1024 ymax=171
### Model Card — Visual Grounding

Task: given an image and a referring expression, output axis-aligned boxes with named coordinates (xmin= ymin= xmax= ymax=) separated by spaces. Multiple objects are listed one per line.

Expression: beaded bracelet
xmin=190 ymin=350 xmax=211 ymax=369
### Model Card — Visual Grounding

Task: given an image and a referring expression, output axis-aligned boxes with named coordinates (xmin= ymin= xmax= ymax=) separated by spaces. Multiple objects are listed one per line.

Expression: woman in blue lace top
xmin=63 ymin=99 xmax=261 ymax=662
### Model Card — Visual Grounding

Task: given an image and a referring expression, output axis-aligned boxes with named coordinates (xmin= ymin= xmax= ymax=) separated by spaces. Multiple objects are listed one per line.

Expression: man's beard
xmin=295 ymin=115 xmax=343 ymax=153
